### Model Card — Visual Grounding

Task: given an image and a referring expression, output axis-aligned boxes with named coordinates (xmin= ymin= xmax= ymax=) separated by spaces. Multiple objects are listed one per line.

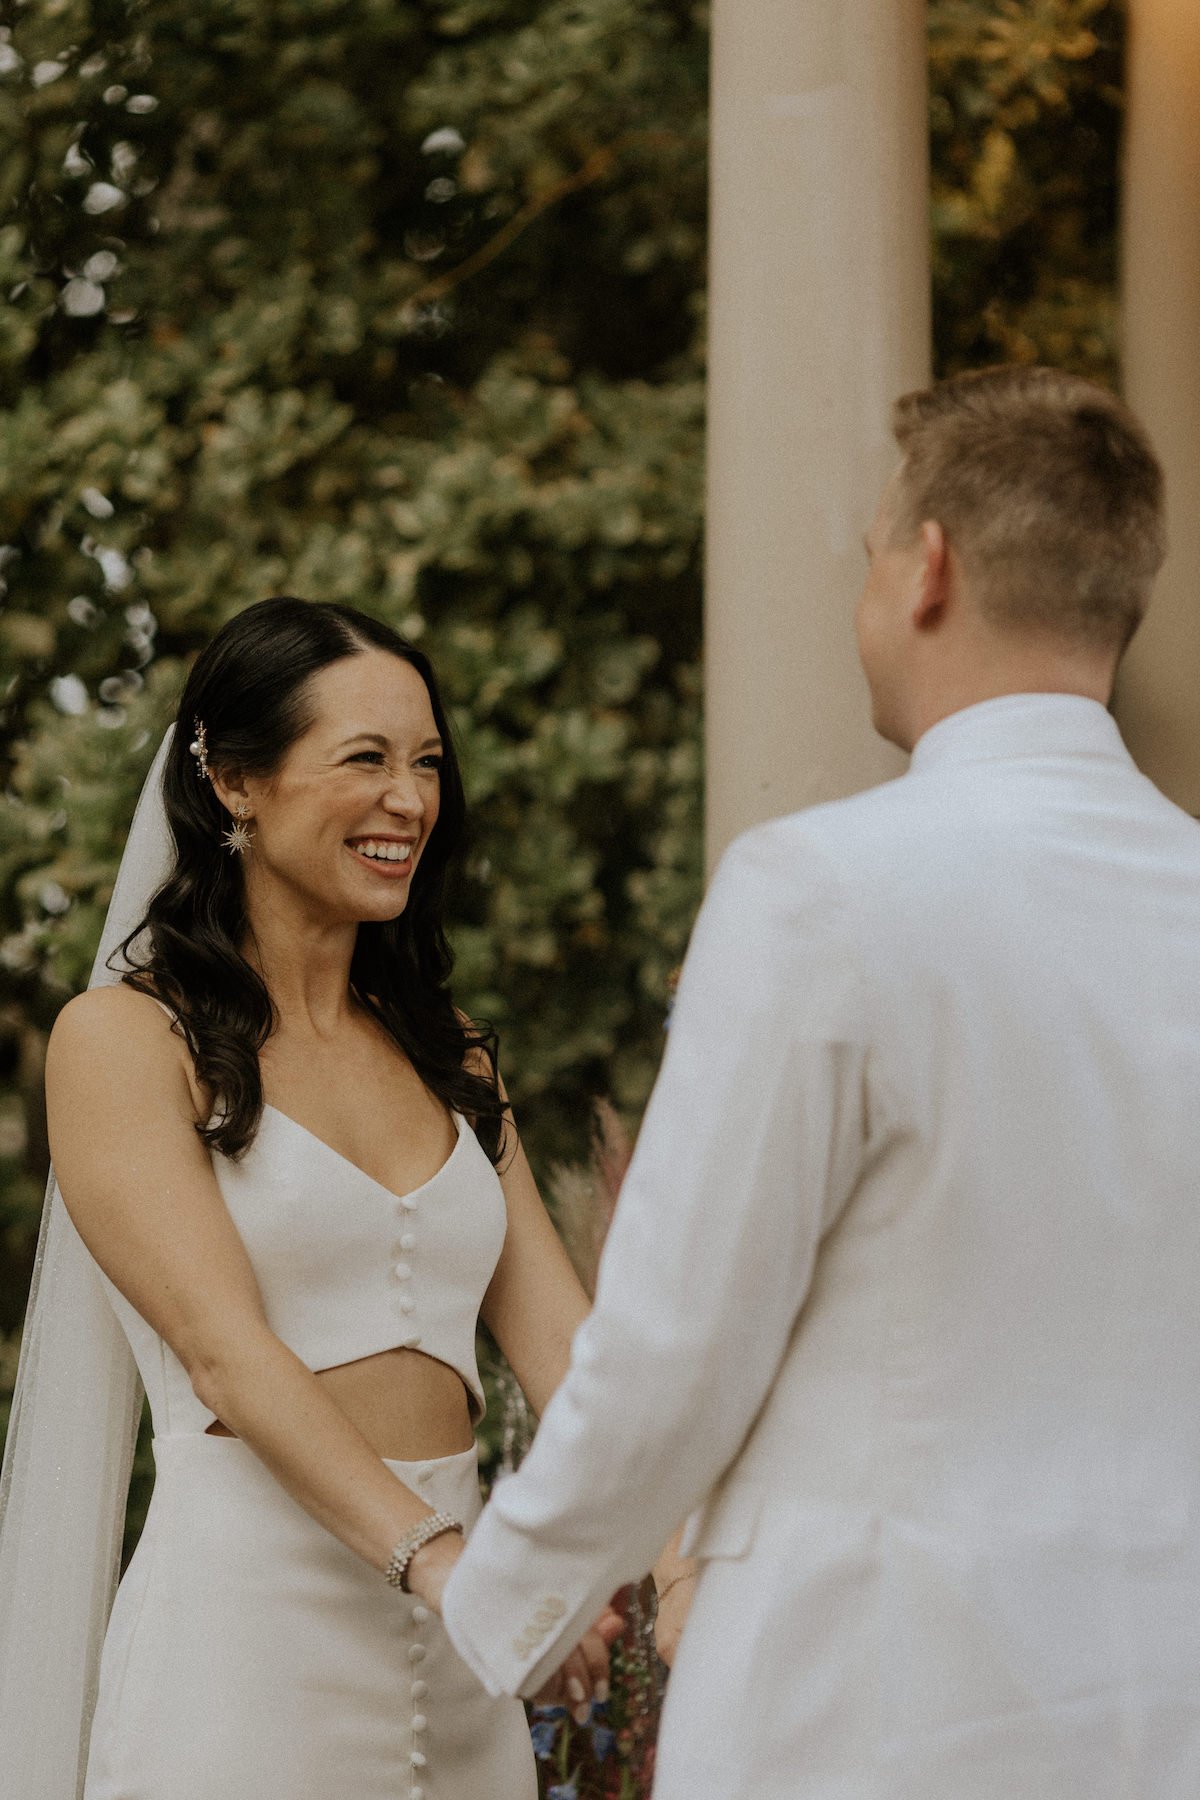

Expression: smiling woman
xmin=0 ymin=598 xmax=621 ymax=1800
xmin=114 ymin=600 xmax=505 ymax=1165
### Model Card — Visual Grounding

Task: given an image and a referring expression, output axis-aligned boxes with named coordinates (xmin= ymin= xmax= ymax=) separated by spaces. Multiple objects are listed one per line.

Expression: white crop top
xmin=99 ymin=1097 xmax=509 ymax=1437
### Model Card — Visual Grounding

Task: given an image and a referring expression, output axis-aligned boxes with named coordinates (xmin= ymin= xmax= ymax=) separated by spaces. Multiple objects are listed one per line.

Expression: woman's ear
xmin=209 ymin=769 xmax=252 ymax=819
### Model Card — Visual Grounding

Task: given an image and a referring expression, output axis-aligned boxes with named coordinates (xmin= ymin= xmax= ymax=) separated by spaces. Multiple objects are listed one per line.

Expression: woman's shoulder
xmin=48 ymin=984 xmax=201 ymax=1116
xmin=52 ymin=980 xmax=177 ymax=1046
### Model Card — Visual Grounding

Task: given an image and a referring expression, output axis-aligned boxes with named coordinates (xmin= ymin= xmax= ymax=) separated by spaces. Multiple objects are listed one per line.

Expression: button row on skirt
xmin=409 ymin=1601 xmax=430 ymax=1800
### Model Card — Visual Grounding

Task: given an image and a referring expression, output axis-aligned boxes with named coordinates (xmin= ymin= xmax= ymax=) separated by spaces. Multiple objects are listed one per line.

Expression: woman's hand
xmin=404 ymin=1525 xmax=465 ymax=1613
xmin=653 ymin=1571 xmax=696 ymax=1667
xmin=533 ymin=1605 xmax=624 ymax=1723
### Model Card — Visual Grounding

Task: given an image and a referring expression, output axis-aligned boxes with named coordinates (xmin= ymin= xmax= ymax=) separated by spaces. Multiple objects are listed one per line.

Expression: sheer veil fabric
xmin=0 ymin=727 xmax=176 ymax=1800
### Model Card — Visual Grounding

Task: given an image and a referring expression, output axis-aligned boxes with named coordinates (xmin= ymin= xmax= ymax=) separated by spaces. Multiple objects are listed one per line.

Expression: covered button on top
xmin=399 ymin=1194 xmax=419 ymax=1212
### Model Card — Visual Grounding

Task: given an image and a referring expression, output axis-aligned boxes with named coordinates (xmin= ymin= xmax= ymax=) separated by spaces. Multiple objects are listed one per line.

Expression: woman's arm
xmin=407 ymin=1074 xmax=618 ymax=1711
xmin=483 ymin=1136 xmax=698 ymax=1668
xmin=46 ymin=986 xmax=445 ymax=1573
xmin=478 ymin=1116 xmax=592 ymax=1418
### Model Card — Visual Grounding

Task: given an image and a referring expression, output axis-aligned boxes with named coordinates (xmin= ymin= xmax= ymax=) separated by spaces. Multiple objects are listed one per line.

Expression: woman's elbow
xmin=179 ymin=1314 xmax=276 ymax=1422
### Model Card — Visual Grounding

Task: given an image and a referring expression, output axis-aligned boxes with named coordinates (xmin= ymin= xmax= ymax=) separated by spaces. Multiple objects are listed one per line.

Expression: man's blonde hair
xmin=890 ymin=365 xmax=1166 ymax=653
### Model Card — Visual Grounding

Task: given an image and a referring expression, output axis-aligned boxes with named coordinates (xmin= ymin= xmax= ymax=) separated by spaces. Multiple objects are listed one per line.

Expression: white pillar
xmin=1116 ymin=0 xmax=1200 ymax=812
xmin=704 ymin=0 xmax=930 ymax=868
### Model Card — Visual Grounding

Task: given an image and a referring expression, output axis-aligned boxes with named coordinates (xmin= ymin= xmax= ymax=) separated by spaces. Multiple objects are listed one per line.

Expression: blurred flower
xmin=83 ymin=183 xmax=126 ymax=216
xmin=94 ymin=547 xmax=131 ymax=591
xmin=547 ymin=1099 xmax=632 ymax=1297
xmin=421 ymin=127 xmax=465 ymax=155
xmin=61 ymin=280 xmax=106 ymax=318
xmin=590 ymin=1721 xmax=617 ymax=1763
xmin=81 ymin=487 xmax=115 ymax=519
xmin=529 ymin=1707 xmax=565 ymax=1760
xmin=49 ymin=675 xmax=88 ymax=717
xmin=83 ymin=252 xmax=120 ymax=283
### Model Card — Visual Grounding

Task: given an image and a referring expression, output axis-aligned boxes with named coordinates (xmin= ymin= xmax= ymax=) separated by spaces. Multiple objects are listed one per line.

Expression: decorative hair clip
xmin=189 ymin=718 xmax=210 ymax=780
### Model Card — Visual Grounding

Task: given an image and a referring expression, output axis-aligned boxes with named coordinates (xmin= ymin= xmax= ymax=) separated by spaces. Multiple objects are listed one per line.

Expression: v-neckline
xmin=260 ymin=1103 xmax=466 ymax=1204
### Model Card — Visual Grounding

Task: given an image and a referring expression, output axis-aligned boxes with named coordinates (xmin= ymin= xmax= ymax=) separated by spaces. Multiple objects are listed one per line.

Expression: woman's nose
xmin=382 ymin=772 xmax=423 ymax=820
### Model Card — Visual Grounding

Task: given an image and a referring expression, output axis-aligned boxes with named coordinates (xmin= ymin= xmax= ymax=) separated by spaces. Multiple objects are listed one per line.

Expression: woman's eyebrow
xmin=336 ymin=731 xmax=389 ymax=749
xmin=334 ymin=732 xmax=444 ymax=751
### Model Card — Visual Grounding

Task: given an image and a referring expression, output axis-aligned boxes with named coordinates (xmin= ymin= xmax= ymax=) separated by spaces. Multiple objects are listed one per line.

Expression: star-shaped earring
xmin=221 ymin=801 xmax=253 ymax=855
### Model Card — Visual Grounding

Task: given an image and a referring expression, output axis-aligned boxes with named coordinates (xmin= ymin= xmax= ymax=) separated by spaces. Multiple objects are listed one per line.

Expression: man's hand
xmin=533 ymin=1605 xmax=625 ymax=1724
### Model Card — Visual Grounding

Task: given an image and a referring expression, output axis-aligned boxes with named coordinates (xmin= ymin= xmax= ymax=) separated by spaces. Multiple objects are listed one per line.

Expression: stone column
xmin=1115 ymin=0 xmax=1200 ymax=811
xmin=704 ymin=0 xmax=930 ymax=868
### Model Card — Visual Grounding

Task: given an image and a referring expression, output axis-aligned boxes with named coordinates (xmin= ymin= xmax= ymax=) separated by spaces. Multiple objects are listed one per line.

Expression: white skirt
xmin=84 ymin=1434 xmax=536 ymax=1800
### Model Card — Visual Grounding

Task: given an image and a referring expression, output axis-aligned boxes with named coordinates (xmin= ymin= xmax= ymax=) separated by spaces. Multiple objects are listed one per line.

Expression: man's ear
xmin=911 ymin=519 xmax=950 ymax=631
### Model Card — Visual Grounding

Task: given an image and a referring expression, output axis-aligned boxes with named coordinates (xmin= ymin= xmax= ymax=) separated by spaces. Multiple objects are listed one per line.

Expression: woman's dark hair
xmin=116 ymin=597 xmax=507 ymax=1164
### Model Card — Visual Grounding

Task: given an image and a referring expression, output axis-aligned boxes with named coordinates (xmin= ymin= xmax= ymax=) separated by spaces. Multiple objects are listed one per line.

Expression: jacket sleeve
xmin=441 ymin=821 xmax=870 ymax=1697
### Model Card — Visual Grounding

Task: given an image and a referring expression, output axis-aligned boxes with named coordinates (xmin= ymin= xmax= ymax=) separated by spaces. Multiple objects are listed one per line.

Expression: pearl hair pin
xmin=191 ymin=720 xmax=253 ymax=852
xmin=188 ymin=718 xmax=211 ymax=780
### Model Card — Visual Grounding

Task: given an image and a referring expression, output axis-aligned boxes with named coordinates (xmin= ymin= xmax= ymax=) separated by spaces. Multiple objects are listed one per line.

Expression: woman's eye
xmin=349 ymin=751 xmax=384 ymax=765
xmin=416 ymin=755 xmax=444 ymax=772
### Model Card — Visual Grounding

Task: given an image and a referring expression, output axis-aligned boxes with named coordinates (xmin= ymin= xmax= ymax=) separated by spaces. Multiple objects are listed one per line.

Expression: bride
xmin=0 ymin=597 xmax=621 ymax=1798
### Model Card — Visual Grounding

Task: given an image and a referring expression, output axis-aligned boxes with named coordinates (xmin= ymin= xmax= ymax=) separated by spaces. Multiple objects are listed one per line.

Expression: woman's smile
xmin=345 ymin=833 xmax=418 ymax=878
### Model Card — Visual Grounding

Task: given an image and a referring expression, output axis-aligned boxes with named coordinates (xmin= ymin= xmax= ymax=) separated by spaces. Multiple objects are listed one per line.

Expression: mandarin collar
xmin=909 ymin=693 xmax=1128 ymax=775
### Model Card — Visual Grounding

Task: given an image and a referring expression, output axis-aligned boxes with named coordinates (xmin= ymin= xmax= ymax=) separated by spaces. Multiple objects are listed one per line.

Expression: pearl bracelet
xmin=384 ymin=1510 xmax=463 ymax=1591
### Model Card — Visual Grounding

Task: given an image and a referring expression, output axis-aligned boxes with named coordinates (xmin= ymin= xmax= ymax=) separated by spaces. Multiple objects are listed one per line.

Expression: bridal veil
xmin=0 ymin=726 xmax=175 ymax=1799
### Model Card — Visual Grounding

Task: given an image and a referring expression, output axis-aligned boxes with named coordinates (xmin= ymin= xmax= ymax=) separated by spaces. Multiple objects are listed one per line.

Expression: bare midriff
xmin=205 ymin=1345 xmax=476 ymax=1460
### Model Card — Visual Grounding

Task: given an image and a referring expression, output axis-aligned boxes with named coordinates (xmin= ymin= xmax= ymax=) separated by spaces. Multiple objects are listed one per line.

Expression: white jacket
xmin=444 ymin=693 xmax=1200 ymax=1798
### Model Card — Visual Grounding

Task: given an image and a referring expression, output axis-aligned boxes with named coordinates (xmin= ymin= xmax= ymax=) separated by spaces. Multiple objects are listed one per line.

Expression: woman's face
xmin=234 ymin=649 xmax=444 ymax=926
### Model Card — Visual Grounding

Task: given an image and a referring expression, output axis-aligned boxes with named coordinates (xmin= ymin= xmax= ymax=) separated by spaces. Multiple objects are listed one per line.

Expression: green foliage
xmin=928 ymin=0 xmax=1124 ymax=378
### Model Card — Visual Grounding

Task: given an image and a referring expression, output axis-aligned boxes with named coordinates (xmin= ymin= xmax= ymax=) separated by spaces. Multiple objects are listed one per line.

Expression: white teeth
xmin=354 ymin=839 xmax=412 ymax=863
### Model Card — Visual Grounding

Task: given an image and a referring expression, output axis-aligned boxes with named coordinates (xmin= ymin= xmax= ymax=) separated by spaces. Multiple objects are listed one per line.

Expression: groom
xmin=438 ymin=366 xmax=1200 ymax=1795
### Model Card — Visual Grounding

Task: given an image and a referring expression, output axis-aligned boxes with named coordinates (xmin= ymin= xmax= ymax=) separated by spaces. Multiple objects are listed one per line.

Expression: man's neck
xmin=901 ymin=652 xmax=1116 ymax=754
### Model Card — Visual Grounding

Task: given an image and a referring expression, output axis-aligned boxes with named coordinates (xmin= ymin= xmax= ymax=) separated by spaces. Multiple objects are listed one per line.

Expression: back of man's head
xmin=890 ymin=365 xmax=1166 ymax=656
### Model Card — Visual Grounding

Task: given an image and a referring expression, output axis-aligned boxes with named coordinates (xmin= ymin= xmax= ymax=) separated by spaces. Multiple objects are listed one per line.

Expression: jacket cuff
xmin=440 ymin=1496 xmax=610 ymax=1700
